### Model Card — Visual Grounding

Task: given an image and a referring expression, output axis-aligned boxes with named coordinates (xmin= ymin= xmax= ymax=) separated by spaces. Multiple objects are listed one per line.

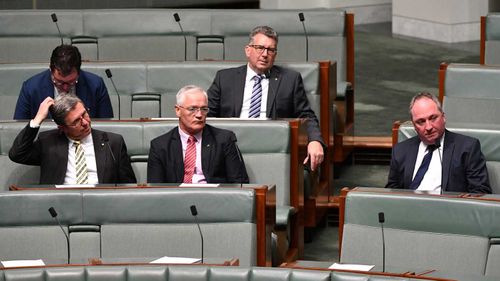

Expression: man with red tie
xmin=147 ymin=85 xmax=249 ymax=184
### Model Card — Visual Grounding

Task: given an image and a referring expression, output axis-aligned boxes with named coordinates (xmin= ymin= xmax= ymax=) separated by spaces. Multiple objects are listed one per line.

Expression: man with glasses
xmin=207 ymin=25 xmax=325 ymax=171
xmin=147 ymin=85 xmax=249 ymax=184
xmin=13 ymin=44 xmax=113 ymax=120
xmin=386 ymin=92 xmax=491 ymax=193
xmin=9 ymin=95 xmax=136 ymax=185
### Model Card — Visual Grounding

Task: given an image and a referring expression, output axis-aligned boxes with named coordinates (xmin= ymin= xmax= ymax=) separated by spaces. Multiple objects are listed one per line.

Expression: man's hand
xmin=33 ymin=97 xmax=54 ymax=125
xmin=303 ymin=141 xmax=324 ymax=171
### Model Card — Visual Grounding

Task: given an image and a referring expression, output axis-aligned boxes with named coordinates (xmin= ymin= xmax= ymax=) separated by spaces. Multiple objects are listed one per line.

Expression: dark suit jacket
xmin=147 ymin=124 xmax=249 ymax=184
xmin=386 ymin=130 xmax=491 ymax=193
xmin=9 ymin=124 xmax=136 ymax=184
xmin=13 ymin=69 xmax=114 ymax=120
xmin=207 ymin=65 xmax=324 ymax=145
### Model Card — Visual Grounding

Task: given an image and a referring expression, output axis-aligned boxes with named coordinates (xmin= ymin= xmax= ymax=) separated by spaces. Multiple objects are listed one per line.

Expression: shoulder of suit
xmin=204 ymin=124 xmax=235 ymax=137
xmin=151 ymin=126 xmax=178 ymax=143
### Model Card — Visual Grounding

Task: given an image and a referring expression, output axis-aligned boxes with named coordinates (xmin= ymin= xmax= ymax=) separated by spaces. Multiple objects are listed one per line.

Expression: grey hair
xmin=409 ymin=92 xmax=443 ymax=119
xmin=176 ymin=85 xmax=208 ymax=106
xmin=248 ymin=26 xmax=278 ymax=44
xmin=51 ymin=94 xmax=83 ymax=126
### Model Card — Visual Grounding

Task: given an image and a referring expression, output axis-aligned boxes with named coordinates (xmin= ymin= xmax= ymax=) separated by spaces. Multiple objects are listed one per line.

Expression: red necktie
xmin=183 ymin=135 xmax=197 ymax=183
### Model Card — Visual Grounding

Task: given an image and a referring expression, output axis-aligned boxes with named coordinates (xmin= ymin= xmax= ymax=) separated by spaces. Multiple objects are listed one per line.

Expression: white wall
xmin=260 ymin=0 xmax=392 ymax=24
xmin=392 ymin=0 xmax=488 ymax=43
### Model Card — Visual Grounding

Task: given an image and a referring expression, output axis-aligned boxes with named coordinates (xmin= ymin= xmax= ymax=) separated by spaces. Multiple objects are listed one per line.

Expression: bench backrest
xmin=482 ymin=13 xmax=500 ymax=65
xmin=0 ymin=188 xmax=259 ymax=266
xmin=341 ymin=188 xmax=500 ymax=277
xmin=0 ymin=61 xmax=321 ymax=121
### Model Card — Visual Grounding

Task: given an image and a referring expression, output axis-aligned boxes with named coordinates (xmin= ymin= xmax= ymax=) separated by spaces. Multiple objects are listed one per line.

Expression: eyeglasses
xmin=177 ymin=105 xmax=210 ymax=114
xmin=66 ymin=110 xmax=90 ymax=127
xmin=248 ymin=44 xmax=278 ymax=55
xmin=52 ymin=76 xmax=79 ymax=88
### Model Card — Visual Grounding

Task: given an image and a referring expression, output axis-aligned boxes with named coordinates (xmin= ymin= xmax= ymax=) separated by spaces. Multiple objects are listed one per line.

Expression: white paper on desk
xmin=1 ymin=259 xmax=45 ymax=268
xmin=179 ymin=183 xmax=220 ymax=187
xmin=329 ymin=263 xmax=374 ymax=271
xmin=55 ymin=184 xmax=96 ymax=188
xmin=150 ymin=256 xmax=201 ymax=264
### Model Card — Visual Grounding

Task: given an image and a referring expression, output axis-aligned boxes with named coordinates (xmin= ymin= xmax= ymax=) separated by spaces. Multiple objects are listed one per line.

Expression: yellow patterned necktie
xmin=74 ymin=140 xmax=88 ymax=184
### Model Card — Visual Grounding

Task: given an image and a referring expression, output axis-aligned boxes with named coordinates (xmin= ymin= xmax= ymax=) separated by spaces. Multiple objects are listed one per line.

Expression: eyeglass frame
xmin=51 ymin=75 xmax=79 ymax=88
xmin=176 ymin=105 xmax=210 ymax=114
xmin=65 ymin=109 xmax=90 ymax=127
xmin=248 ymin=44 xmax=278 ymax=55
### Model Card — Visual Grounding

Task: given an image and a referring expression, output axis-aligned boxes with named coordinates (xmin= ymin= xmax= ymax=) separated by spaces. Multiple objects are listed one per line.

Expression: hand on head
xmin=33 ymin=97 xmax=54 ymax=125
xmin=303 ymin=141 xmax=324 ymax=171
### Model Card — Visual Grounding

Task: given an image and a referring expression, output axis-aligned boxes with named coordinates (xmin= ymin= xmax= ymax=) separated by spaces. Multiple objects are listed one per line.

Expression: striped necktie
xmin=249 ymin=75 xmax=264 ymax=118
xmin=409 ymin=144 xmax=437 ymax=190
xmin=183 ymin=135 xmax=197 ymax=183
xmin=74 ymin=140 xmax=88 ymax=184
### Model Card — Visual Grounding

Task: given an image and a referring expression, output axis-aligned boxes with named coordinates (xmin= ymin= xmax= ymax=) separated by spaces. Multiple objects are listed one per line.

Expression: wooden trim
xmin=391 ymin=121 xmax=401 ymax=146
xmin=345 ymin=13 xmax=355 ymax=87
xmin=481 ymin=16 xmax=486 ymax=65
xmin=288 ymin=119 xmax=306 ymax=258
xmin=438 ymin=62 xmax=448 ymax=103
xmin=337 ymin=187 xmax=350 ymax=258
xmin=254 ymin=185 xmax=275 ymax=266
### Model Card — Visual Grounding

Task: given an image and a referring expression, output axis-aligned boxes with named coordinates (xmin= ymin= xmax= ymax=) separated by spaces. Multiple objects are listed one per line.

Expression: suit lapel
xmin=441 ymin=131 xmax=454 ymax=191
xmin=404 ymin=138 xmax=420 ymax=188
xmin=266 ymin=66 xmax=281 ymax=118
xmin=201 ymin=126 xmax=214 ymax=180
xmin=171 ymin=129 xmax=184 ymax=182
xmin=233 ymin=66 xmax=247 ymax=117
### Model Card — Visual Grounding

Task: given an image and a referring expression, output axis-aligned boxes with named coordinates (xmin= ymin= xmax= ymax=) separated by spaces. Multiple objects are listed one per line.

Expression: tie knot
xmin=188 ymin=136 xmax=197 ymax=143
xmin=427 ymin=144 xmax=437 ymax=152
xmin=253 ymin=75 xmax=263 ymax=82
xmin=73 ymin=140 xmax=81 ymax=147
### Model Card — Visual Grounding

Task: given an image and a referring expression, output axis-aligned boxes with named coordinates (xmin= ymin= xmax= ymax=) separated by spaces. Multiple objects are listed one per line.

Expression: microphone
xmin=190 ymin=205 xmax=204 ymax=264
xmin=233 ymin=140 xmax=245 ymax=188
xmin=102 ymin=132 xmax=119 ymax=184
xmin=48 ymin=207 xmax=70 ymax=264
xmin=51 ymin=13 xmax=64 ymax=45
xmin=378 ymin=212 xmax=386 ymax=273
xmin=298 ymin=12 xmax=309 ymax=61
xmin=105 ymin=69 xmax=121 ymax=120
xmin=173 ymin=13 xmax=187 ymax=61
xmin=434 ymin=139 xmax=443 ymax=194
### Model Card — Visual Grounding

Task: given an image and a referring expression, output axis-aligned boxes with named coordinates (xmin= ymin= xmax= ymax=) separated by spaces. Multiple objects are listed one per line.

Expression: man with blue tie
xmin=386 ymin=92 xmax=491 ymax=193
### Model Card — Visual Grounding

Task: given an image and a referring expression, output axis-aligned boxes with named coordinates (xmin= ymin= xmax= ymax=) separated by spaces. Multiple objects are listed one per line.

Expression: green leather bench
xmin=481 ymin=13 xmax=500 ymax=64
xmin=0 ymin=187 xmax=273 ymax=266
xmin=0 ymin=118 xmax=306 ymax=261
xmin=340 ymin=187 xmax=500 ymax=278
xmin=0 ymin=264 xmax=465 ymax=281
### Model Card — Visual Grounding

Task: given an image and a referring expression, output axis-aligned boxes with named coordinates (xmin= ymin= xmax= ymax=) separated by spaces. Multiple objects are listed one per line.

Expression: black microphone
xmin=173 ymin=13 xmax=187 ymax=61
xmin=434 ymin=139 xmax=443 ymax=194
xmin=378 ymin=212 xmax=386 ymax=272
xmin=51 ymin=13 xmax=64 ymax=45
xmin=105 ymin=69 xmax=121 ymax=120
xmin=190 ymin=205 xmax=204 ymax=264
xmin=102 ymin=132 xmax=119 ymax=184
xmin=298 ymin=12 xmax=309 ymax=61
xmin=233 ymin=140 xmax=245 ymax=188
xmin=48 ymin=207 xmax=70 ymax=264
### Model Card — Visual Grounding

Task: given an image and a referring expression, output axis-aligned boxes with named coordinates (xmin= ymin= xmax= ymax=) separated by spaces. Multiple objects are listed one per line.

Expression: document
xmin=150 ymin=256 xmax=201 ymax=264
xmin=1 ymin=259 xmax=45 ymax=268
xmin=329 ymin=263 xmax=374 ymax=271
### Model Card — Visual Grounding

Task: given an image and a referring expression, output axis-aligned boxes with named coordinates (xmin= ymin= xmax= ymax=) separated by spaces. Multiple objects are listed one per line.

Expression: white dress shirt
xmin=413 ymin=134 xmax=445 ymax=192
xmin=239 ymin=64 xmax=269 ymax=118
xmin=64 ymin=133 xmax=98 ymax=184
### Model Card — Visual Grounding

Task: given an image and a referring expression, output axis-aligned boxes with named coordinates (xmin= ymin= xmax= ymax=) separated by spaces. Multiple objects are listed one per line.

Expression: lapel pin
xmin=101 ymin=143 xmax=104 ymax=147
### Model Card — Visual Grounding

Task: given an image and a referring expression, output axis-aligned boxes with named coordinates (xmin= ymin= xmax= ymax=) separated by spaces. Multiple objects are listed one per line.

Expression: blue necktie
xmin=410 ymin=145 xmax=437 ymax=190
xmin=249 ymin=75 xmax=263 ymax=118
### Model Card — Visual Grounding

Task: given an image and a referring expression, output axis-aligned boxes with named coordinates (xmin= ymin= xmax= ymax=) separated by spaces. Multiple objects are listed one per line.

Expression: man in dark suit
xmin=148 ymin=85 xmax=249 ymax=184
xmin=9 ymin=95 xmax=136 ymax=185
xmin=386 ymin=92 xmax=491 ymax=193
xmin=14 ymin=44 xmax=113 ymax=120
xmin=207 ymin=26 xmax=325 ymax=171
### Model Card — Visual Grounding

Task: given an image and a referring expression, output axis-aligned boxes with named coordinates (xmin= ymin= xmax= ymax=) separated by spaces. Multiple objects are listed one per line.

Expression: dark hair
xmin=409 ymin=92 xmax=443 ymax=119
xmin=49 ymin=45 xmax=82 ymax=76
xmin=248 ymin=26 xmax=279 ymax=44
xmin=51 ymin=94 xmax=83 ymax=126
